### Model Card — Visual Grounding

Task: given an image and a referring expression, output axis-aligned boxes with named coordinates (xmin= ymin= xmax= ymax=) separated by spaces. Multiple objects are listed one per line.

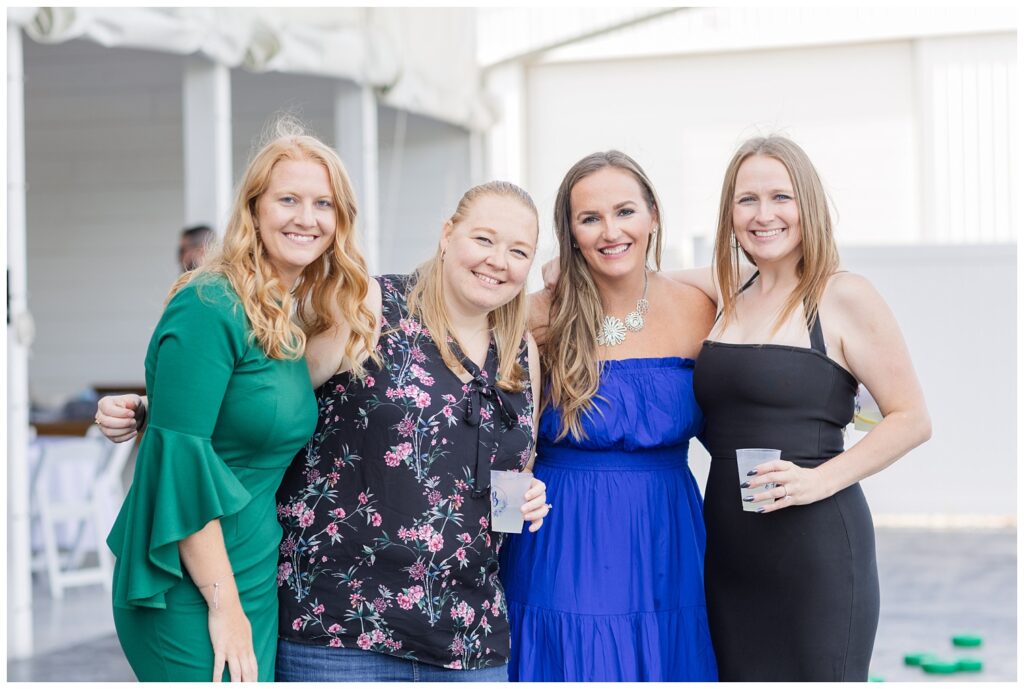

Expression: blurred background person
xmin=179 ymin=224 xmax=214 ymax=272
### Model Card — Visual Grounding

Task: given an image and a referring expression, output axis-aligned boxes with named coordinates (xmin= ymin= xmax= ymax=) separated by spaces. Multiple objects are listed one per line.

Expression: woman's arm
xmin=305 ymin=278 xmax=383 ymax=389
xmin=178 ymin=521 xmax=257 ymax=682
xmin=662 ymin=266 xmax=718 ymax=304
xmin=521 ymin=331 xmax=549 ymax=532
xmin=750 ymin=273 xmax=932 ymax=511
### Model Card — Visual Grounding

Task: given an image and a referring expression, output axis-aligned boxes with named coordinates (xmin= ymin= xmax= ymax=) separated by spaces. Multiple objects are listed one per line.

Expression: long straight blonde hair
xmin=713 ymin=136 xmax=839 ymax=334
xmin=169 ymin=118 xmax=378 ymax=375
xmin=543 ymin=151 xmax=663 ymax=441
xmin=406 ymin=181 xmax=538 ymax=393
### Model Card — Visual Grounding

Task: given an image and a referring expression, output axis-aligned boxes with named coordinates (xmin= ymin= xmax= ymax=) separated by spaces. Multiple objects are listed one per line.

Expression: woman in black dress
xmin=675 ymin=136 xmax=931 ymax=680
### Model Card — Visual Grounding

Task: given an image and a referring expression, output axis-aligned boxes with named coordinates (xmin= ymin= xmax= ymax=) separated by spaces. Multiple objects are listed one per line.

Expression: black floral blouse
xmin=276 ymin=274 xmax=535 ymax=670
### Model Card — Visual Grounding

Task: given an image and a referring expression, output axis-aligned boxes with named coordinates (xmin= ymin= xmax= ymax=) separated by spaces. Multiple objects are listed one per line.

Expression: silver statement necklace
xmin=596 ymin=271 xmax=649 ymax=347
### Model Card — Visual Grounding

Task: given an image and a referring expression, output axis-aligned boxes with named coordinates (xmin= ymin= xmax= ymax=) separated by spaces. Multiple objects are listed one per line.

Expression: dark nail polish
xmin=756 ymin=507 xmax=765 ymax=513
xmin=747 ymin=469 xmax=758 ymax=476
xmin=742 ymin=496 xmax=754 ymax=502
xmin=740 ymin=482 xmax=750 ymax=489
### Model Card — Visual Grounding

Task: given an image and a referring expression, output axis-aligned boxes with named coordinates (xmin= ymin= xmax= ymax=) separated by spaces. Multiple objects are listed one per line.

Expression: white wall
xmin=24 ymin=39 xmax=184 ymax=405
xmin=377 ymin=106 xmax=473 ymax=274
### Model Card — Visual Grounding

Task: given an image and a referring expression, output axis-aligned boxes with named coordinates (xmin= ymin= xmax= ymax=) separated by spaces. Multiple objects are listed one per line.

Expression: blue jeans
xmin=276 ymin=639 xmax=509 ymax=682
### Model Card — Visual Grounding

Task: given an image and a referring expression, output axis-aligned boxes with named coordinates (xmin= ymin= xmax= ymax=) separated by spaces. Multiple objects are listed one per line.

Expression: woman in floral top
xmin=274 ymin=181 xmax=550 ymax=681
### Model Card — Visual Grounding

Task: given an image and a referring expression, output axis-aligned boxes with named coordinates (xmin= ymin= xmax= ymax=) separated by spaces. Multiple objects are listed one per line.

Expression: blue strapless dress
xmin=500 ymin=357 xmax=717 ymax=681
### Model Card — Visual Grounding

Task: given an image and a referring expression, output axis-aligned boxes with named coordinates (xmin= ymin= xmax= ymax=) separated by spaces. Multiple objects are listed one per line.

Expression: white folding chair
xmin=32 ymin=427 xmax=134 ymax=599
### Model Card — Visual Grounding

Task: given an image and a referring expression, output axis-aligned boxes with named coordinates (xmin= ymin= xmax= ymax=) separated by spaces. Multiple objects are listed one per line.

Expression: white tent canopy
xmin=9 ymin=6 xmax=493 ymax=130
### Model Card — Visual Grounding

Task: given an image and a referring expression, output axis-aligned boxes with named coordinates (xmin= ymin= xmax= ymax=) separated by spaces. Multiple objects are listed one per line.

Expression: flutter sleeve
xmin=107 ymin=278 xmax=253 ymax=609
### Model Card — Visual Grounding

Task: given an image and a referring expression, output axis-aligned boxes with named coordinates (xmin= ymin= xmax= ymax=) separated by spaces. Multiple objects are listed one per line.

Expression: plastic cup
xmin=490 ymin=470 xmax=533 ymax=533
xmin=736 ymin=448 xmax=780 ymax=512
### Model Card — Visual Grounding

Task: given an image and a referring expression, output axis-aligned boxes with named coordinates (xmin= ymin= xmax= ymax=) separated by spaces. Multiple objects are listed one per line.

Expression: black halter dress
xmin=693 ymin=275 xmax=879 ymax=681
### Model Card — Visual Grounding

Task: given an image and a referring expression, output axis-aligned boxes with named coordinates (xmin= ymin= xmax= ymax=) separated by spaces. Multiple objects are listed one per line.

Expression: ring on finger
xmin=782 ymin=484 xmax=789 ymax=498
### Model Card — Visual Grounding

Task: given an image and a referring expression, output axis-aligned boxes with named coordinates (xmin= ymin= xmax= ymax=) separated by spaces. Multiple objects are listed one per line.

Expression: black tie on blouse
xmin=460 ymin=360 xmax=519 ymax=498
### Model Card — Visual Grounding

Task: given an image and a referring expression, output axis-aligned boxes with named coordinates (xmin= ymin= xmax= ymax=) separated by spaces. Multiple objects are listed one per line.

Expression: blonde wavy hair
xmin=406 ymin=181 xmax=538 ymax=393
xmin=169 ymin=118 xmax=378 ymax=376
xmin=713 ymin=136 xmax=839 ymax=335
xmin=543 ymin=151 xmax=663 ymax=441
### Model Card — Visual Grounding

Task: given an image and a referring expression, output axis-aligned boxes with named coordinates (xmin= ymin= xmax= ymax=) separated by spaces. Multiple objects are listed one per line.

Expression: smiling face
xmin=570 ymin=167 xmax=657 ymax=283
xmin=254 ymin=158 xmax=337 ymax=286
xmin=732 ymin=155 xmax=802 ymax=267
xmin=439 ymin=194 xmax=538 ymax=318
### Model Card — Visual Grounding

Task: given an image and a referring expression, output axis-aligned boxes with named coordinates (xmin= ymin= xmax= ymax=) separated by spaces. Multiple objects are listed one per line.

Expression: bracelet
xmin=134 ymin=397 xmax=148 ymax=433
xmin=197 ymin=573 xmax=234 ymax=610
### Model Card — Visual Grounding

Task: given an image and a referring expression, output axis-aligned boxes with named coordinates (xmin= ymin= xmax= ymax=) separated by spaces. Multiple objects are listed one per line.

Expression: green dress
xmin=107 ymin=275 xmax=317 ymax=681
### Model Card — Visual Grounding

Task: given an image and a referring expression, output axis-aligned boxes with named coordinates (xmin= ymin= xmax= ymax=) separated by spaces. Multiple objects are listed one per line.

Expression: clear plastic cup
xmin=736 ymin=448 xmax=780 ymax=512
xmin=490 ymin=470 xmax=533 ymax=533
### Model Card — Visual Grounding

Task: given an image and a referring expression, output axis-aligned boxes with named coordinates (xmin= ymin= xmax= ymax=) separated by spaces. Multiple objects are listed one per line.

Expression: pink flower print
xmin=347 ymin=579 xmax=363 ymax=589
xmin=455 ymin=547 xmax=467 ymax=564
xmin=411 ymin=346 xmax=427 ymax=363
xmin=350 ymin=593 xmax=364 ymax=607
xmin=326 ymin=522 xmax=338 ymax=536
xmin=276 ymin=503 xmax=288 ymax=517
xmin=397 ymin=442 xmax=413 ymax=460
xmin=417 ymin=524 xmax=434 ymax=540
xmin=371 ymin=629 xmax=385 ymax=643
xmin=384 ymin=450 xmax=401 ymax=467
xmin=328 ymin=623 xmax=342 ymax=633
xmin=329 ymin=638 xmax=342 ymax=648
xmin=446 ymin=661 xmax=463 ymax=670
xmin=479 ymin=407 xmax=491 ymax=421
xmin=482 ymin=599 xmax=490 ymax=610
xmin=404 ymin=384 xmax=421 ymax=398
xmin=307 ymin=468 xmax=321 ymax=483
xmin=485 ymin=533 xmax=491 ymax=547
xmin=451 ymin=637 xmax=465 ymax=654
xmin=479 ymin=516 xmax=489 ymax=528
xmin=427 ymin=490 xmax=443 ymax=507
xmin=358 ymin=492 xmax=368 ymax=505
xmin=428 ymin=533 xmax=444 ymax=552
xmin=480 ymin=369 xmax=488 ymax=379
xmin=411 ymin=364 xmax=435 ymax=386
xmin=277 ymin=562 xmax=292 ymax=585
xmin=370 ymin=512 xmax=382 ymax=527
xmin=443 ymin=394 xmax=457 ymax=404
xmin=518 ymin=414 xmax=532 ymax=427
xmin=357 ymin=633 xmax=372 ymax=650
xmin=292 ymin=618 xmax=304 ymax=630
xmin=450 ymin=494 xmax=464 ymax=509
xmin=364 ymin=376 xmax=375 ymax=388
xmin=396 ymin=593 xmax=413 ymax=610
xmin=397 ymin=415 xmax=416 ymax=437
xmin=408 ymin=585 xmax=425 ymax=603
xmin=332 ymin=507 xmax=347 ymax=519
xmin=454 ymin=480 xmax=469 ymax=491
xmin=462 ymin=384 xmax=471 ymax=394
xmin=458 ymin=532 xmax=472 ymax=544
xmin=397 ymin=526 xmax=413 ymax=541
xmin=416 ymin=391 xmax=431 ymax=408
xmin=409 ymin=561 xmax=426 ymax=581
xmin=385 ymin=387 xmax=400 ymax=400
xmin=443 ymin=406 xmax=453 ymax=419
xmin=328 ymin=471 xmax=340 ymax=486
xmin=298 ymin=510 xmax=315 ymax=528
xmin=464 ymin=607 xmax=475 ymax=625
xmin=313 ymin=604 xmax=325 ymax=615
xmin=280 ymin=535 xmax=296 ymax=556
xmin=373 ymin=597 xmax=388 ymax=613
xmin=334 ymin=383 xmax=346 ymax=393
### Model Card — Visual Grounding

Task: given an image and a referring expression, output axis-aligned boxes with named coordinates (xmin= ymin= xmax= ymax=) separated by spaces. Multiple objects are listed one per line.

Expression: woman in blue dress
xmin=500 ymin=151 xmax=718 ymax=681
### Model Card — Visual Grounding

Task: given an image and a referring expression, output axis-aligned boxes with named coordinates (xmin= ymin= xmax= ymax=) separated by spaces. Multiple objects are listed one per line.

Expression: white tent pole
xmin=183 ymin=57 xmax=232 ymax=233
xmin=334 ymin=82 xmax=380 ymax=274
xmin=7 ymin=22 xmax=35 ymax=660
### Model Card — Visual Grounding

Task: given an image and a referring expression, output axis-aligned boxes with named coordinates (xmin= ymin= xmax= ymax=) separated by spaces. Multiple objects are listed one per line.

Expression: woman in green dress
xmin=103 ymin=123 xmax=378 ymax=681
